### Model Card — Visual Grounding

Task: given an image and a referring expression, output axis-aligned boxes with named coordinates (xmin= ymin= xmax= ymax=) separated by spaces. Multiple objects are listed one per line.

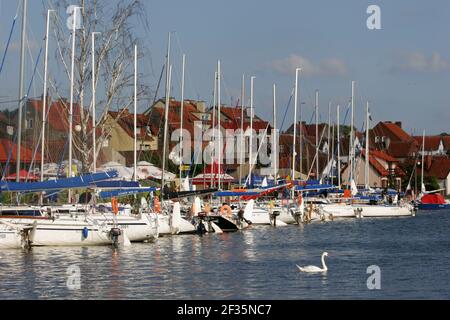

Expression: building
xmin=340 ymin=149 xmax=405 ymax=189
xmin=102 ymin=109 xmax=157 ymax=166
xmin=369 ymin=121 xmax=419 ymax=161
xmin=412 ymin=135 xmax=450 ymax=156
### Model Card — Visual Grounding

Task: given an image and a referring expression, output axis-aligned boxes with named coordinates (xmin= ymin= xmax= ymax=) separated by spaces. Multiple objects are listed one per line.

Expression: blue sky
xmin=1 ymin=0 xmax=450 ymax=135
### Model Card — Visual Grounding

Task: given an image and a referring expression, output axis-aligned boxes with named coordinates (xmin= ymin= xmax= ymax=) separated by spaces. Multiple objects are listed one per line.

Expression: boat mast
xmin=292 ymin=68 xmax=301 ymax=190
xmin=40 ymin=9 xmax=54 ymax=182
xmin=161 ymin=32 xmax=172 ymax=201
xmin=92 ymin=32 xmax=101 ymax=173
xmin=327 ymin=101 xmax=331 ymax=178
xmin=239 ymin=74 xmax=245 ymax=186
xmin=315 ymin=89 xmax=319 ymax=180
xmin=211 ymin=71 xmax=217 ymax=188
xmin=365 ymin=101 xmax=370 ymax=189
xmin=68 ymin=6 xmax=80 ymax=203
xmin=248 ymin=76 xmax=255 ymax=186
xmin=16 ymin=0 xmax=28 ymax=181
xmin=217 ymin=60 xmax=222 ymax=190
xmin=349 ymin=81 xmax=355 ymax=188
xmin=337 ymin=105 xmax=341 ymax=188
xmin=179 ymin=54 xmax=186 ymax=187
xmin=330 ymin=122 xmax=335 ymax=185
xmin=133 ymin=45 xmax=138 ymax=182
xmin=421 ymin=129 xmax=425 ymax=193
xmin=273 ymin=83 xmax=277 ymax=184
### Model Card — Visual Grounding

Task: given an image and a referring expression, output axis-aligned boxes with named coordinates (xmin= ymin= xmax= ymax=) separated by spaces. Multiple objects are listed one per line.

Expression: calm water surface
xmin=1 ymin=210 xmax=449 ymax=300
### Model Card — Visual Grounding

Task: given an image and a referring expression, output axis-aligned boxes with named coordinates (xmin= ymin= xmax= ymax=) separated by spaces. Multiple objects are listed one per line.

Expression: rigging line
xmin=1 ymin=49 xmax=43 ymax=182
xmin=0 ymin=11 xmax=19 ymax=76
xmin=279 ymin=87 xmax=295 ymax=133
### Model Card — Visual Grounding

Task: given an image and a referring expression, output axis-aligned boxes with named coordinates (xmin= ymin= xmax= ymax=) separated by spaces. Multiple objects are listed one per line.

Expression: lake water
xmin=1 ymin=210 xmax=449 ymax=300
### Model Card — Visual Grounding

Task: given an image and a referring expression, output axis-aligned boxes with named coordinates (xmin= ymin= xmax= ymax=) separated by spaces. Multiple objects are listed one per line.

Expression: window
xmin=26 ymin=119 xmax=33 ymax=129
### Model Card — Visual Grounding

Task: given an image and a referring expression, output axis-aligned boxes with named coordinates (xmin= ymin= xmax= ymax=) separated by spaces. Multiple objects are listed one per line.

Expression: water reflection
xmin=1 ymin=212 xmax=450 ymax=299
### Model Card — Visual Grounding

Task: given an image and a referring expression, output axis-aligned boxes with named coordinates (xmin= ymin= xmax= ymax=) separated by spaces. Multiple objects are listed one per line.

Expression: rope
xmin=0 ymin=11 xmax=19 ymax=76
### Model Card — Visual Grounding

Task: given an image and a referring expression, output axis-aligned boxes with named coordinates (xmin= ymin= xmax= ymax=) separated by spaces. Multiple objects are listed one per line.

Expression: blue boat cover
xmin=0 ymin=171 xmax=119 ymax=193
xmin=94 ymin=180 xmax=140 ymax=189
xmin=98 ymin=187 xmax=157 ymax=199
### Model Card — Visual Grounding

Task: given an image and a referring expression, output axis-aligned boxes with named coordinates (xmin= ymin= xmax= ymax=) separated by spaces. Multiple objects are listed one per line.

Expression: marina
xmin=0 ymin=0 xmax=449 ymax=302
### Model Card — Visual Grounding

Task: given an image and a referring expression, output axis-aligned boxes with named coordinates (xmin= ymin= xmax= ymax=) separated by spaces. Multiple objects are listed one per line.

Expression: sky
xmin=1 ymin=0 xmax=450 ymax=135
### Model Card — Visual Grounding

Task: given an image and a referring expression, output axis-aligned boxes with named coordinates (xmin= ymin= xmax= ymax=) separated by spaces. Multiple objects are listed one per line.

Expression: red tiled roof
xmin=0 ymin=138 xmax=41 ymax=163
xmin=108 ymin=110 xmax=154 ymax=140
xmin=363 ymin=149 xmax=399 ymax=163
xmin=412 ymin=136 xmax=442 ymax=151
xmin=425 ymin=156 xmax=450 ymax=180
xmin=442 ymin=136 xmax=450 ymax=150
xmin=27 ymin=98 xmax=100 ymax=135
xmin=377 ymin=122 xmax=412 ymax=142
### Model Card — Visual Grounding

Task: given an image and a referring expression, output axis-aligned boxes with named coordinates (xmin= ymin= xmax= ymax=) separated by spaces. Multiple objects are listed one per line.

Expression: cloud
xmin=390 ymin=52 xmax=450 ymax=74
xmin=269 ymin=54 xmax=348 ymax=77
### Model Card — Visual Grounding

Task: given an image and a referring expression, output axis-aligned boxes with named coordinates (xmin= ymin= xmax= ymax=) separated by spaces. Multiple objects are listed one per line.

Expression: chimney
xmin=196 ymin=101 xmax=206 ymax=113
xmin=395 ymin=121 xmax=402 ymax=128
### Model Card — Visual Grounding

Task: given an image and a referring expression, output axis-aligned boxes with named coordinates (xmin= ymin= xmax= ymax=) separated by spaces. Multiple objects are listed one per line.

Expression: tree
xmin=49 ymin=0 xmax=151 ymax=173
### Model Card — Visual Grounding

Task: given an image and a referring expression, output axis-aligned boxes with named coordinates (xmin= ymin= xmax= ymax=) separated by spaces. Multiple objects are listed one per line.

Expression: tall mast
xmin=331 ymin=123 xmax=335 ymax=185
xmin=211 ymin=71 xmax=217 ymax=188
xmin=421 ymin=129 xmax=426 ymax=193
xmin=337 ymin=105 xmax=341 ymax=187
xmin=327 ymin=101 xmax=331 ymax=176
xmin=179 ymin=54 xmax=186 ymax=187
xmin=273 ymin=83 xmax=277 ymax=184
xmin=40 ymin=9 xmax=54 ymax=182
xmin=217 ymin=60 xmax=222 ymax=190
xmin=248 ymin=76 xmax=255 ymax=185
xmin=133 ymin=45 xmax=138 ymax=182
xmin=292 ymin=68 xmax=301 ymax=187
xmin=161 ymin=32 xmax=171 ymax=201
xmin=239 ymin=74 xmax=245 ymax=186
xmin=349 ymin=81 xmax=355 ymax=188
xmin=315 ymin=89 xmax=319 ymax=180
xmin=68 ymin=6 xmax=79 ymax=202
xmin=92 ymin=32 xmax=101 ymax=173
xmin=365 ymin=101 xmax=370 ymax=189
xmin=16 ymin=0 xmax=28 ymax=181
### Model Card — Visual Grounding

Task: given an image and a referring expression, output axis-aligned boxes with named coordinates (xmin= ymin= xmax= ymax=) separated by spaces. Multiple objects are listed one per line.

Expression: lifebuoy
xmin=298 ymin=195 xmax=303 ymax=206
xmin=220 ymin=205 xmax=232 ymax=217
xmin=154 ymin=197 xmax=161 ymax=213
xmin=111 ymin=197 xmax=119 ymax=215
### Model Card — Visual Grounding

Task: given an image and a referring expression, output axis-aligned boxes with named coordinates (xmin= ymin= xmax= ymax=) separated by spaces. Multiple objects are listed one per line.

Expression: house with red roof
xmin=419 ymin=156 xmax=450 ymax=195
xmin=340 ymin=149 xmax=405 ymax=189
xmin=0 ymin=138 xmax=41 ymax=176
xmin=412 ymin=135 xmax=450 ymax=156
xmin=101 ymin=109 xmax=158 ymax=166
xmin=369 ymin=121 xmax=419 ymax=161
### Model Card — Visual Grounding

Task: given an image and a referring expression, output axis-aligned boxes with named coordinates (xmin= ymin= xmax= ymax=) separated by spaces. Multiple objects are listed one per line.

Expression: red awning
xmin=5 ymin=169 xmax=40 ymax=182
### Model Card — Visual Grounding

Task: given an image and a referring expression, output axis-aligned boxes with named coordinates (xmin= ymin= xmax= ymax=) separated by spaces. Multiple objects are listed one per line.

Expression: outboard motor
xmin=196 ymin=213 xmax=208 ymax=235
xmin=110 ymin=228 xmax=122 ymax=246
xmin=270 ymin=210 xmax=281 ymax=227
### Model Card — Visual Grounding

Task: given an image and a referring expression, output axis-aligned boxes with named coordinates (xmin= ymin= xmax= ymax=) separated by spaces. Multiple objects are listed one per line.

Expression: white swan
xmin=296 ymin=252 xmax=328 ymax=273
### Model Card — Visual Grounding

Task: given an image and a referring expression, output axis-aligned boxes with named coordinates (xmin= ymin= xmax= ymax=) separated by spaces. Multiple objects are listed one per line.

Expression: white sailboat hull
xmin=157 ymin=214 xmax=195 ymax=235
xmin=320 ymin=204 xmax=357 ymax=218
xmin=357 ymin=205 xmax=413 ymax=217
xmin=0 ymin=226 xmax=24 ymax=249
xmin=90 ymin=214 xmax=158 ymax=242
xmin=1 ymin=217 xmax=112 ymax=247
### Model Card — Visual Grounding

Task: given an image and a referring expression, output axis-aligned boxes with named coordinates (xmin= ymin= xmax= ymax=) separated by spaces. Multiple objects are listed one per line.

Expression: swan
xmin=296 ymin=252 xmax=328 ymax=273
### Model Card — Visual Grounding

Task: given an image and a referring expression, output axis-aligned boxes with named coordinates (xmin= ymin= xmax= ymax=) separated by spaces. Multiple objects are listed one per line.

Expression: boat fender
xmin=82 ymin=227 xmax=89 ymax=239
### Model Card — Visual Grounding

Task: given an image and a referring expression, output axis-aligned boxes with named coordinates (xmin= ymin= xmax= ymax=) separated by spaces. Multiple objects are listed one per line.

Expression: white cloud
xmin=391 ymin=52 xmax=450 ymax=73
xmin=270 ymin=54 xmax=348 ymax=77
